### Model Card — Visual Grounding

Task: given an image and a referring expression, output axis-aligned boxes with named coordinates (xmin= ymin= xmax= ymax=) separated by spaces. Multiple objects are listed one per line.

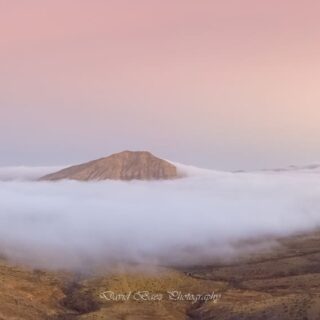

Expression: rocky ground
xmin=39 ymin=151 xmax=179 ymax=181
xmin=2 ymin=232 xmax=320 ymax=319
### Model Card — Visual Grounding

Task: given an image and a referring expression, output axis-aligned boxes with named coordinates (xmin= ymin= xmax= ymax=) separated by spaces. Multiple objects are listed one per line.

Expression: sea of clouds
xmin=1 ymin=164 xmax=320 ymax=269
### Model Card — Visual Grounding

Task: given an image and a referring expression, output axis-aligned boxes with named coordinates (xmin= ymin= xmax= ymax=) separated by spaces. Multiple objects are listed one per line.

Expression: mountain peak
xmin=39 ymin=150 xmax=179 ymax=181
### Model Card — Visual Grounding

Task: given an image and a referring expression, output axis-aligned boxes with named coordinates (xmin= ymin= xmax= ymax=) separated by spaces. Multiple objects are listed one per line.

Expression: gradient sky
xmin=1 ymin=0 xmax=320 ymax=170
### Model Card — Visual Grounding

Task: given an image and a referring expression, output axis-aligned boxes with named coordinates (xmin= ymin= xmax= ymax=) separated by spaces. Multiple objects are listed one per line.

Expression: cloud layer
xmin=0 ymin=166 xmax=65 ymax=181
xmin=1 ymin=166 xmax=320 ymax=269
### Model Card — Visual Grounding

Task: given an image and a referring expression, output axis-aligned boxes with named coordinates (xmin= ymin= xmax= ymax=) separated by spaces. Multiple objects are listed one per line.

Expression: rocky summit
xmin=39 ymin=151 xmax=179 ymax=181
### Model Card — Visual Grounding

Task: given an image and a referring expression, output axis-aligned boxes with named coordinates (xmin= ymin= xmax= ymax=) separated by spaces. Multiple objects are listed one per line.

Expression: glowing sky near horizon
xmin=1 ymin=0 xmax=320 ymax=170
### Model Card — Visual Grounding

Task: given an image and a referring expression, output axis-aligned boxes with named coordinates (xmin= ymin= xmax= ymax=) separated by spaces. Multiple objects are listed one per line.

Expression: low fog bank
xmin=1 ymin=165 xmax=320 ymax=269
xmin=0 ymin=166 xmax=65 ymax=181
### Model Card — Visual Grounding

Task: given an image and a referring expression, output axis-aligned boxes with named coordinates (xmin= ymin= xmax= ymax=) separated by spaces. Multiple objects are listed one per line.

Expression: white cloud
xmin=1 ymin=165 xmax=320 ymax=269
xmin=0 ymin=166 xmax=65 ymax=181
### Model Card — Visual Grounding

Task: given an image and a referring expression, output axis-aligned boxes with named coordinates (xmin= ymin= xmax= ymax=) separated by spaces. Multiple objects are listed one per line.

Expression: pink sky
xmin=1 ymin=0 xmax=320 ymax=169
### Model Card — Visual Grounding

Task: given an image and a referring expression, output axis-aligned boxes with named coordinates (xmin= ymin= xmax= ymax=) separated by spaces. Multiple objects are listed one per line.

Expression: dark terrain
xmin=2 ymin=232 xmax=320 ymax=319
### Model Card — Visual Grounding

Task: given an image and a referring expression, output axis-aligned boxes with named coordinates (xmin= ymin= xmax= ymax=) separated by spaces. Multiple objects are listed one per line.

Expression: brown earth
xmin=39 ymin=151 xmax=179 ymax=181
xmin=2 ymin=232 xmax=320 ymax=319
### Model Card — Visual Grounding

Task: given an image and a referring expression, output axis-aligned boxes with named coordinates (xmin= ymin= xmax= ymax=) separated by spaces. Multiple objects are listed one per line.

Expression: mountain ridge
xmin=39 ymin=150 xmax=179 ymax=181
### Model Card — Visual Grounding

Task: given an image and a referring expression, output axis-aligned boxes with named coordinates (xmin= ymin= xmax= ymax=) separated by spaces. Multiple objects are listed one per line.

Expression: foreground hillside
xmin=2 ymin=232 xmax=320 ymax=319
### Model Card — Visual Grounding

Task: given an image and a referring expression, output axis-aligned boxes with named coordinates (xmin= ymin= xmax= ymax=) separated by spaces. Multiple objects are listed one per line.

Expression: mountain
xmin=39 ymin=151 xmax=179 ymax=181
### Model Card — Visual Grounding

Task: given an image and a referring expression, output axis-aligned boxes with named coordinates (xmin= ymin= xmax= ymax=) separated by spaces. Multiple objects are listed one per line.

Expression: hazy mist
xmin=0 ymin=165 xmax=320 ymax=269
